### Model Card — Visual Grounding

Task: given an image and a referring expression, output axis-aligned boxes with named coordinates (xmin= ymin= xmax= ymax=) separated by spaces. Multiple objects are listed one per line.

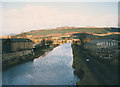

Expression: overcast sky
xmin=1 ymin=2 xmax=118 ymax=36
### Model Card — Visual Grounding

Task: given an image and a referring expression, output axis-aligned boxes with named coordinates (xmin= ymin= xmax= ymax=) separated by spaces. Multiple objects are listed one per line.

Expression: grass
xmin=15 ymin=28 xmax=114 ymax=37
xmin=72 ymin=44 xmax=118 ymax=85
xmin=72 ymin=44 xmax=101 ymax=85
xmin=30 ymin=28 xmax=108 ymax=36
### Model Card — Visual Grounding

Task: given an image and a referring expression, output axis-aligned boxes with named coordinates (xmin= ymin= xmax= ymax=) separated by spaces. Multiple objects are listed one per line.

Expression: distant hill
xmin=105 ymin=27 xmax=120 ymax=32
xmin=13 ymin=27 xmax=119 ymax=38
xmin=98 ymin=34 xmax=120 ymax=40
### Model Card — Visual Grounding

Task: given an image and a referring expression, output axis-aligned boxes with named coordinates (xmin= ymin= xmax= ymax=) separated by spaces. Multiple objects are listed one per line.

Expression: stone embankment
xmin=2 ymin=49 xmax=34 ymax=70
xmin=2 ymin=45 xmax=56 ymax=70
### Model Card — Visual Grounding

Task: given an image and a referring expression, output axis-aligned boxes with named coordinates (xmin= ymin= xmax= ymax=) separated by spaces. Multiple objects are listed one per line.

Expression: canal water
xmin=2 ymin=43 xmax=79 ymax=85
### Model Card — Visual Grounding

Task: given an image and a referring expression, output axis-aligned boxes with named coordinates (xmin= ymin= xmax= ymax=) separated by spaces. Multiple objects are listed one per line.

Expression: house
xmin=1 ymin=38 xmax=33 ymax=53
xmin=84 ymin=39 xmax=119 ymax=59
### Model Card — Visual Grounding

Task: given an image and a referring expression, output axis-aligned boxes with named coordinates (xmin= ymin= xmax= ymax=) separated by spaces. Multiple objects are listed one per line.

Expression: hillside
xmin=14 ymin=27 xmax=118 ymax=36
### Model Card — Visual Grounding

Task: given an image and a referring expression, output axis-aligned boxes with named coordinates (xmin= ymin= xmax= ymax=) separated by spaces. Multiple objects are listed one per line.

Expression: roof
xmin=0 ymin=38 xmax=33 ymax=42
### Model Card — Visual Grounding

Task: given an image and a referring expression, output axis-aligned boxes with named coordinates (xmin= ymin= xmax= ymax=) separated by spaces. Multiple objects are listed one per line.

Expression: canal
xmin=2 ymin=43 xmax=79 ymax=85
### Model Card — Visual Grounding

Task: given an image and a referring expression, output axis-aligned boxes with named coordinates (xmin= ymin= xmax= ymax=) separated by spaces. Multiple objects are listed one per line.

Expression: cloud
xmin=2 ymin=4 xmax=117 ymax=35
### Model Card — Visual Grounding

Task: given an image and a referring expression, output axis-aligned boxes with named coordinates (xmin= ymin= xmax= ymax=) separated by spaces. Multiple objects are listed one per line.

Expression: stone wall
xmin=11 ymin=41 xmax=33 ymax=51
xmin=2 ymin=49 xmax=34 ymax=69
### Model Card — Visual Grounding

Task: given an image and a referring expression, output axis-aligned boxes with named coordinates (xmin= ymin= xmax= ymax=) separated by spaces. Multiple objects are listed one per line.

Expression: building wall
xmin=2 ymin=49 xmax=34 ymax=61
xmin=10 ymin=41 xmax=33 ymax=51
xmin=2 ymin=40 xmax=11 ymax=53
xmin=84 ymin=39 xmax=119 ymax=59
xmin=2 ymin=49 xmax=34 ymax=68
xmin=2 ymin=39 xmax=33 ymax=53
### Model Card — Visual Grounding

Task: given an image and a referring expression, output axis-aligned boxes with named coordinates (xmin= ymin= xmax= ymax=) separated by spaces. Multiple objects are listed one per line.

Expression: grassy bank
xmin=72 ymin=44 xmax=118 ymax=85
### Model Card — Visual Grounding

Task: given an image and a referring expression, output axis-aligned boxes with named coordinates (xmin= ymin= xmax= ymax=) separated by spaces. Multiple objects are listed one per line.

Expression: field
xmin=15 ymin=27 xmax=119 ymax=37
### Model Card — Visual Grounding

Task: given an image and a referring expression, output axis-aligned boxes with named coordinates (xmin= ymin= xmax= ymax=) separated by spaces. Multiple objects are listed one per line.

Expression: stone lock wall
xmin=2 ymin=49 xmax=34 ymax=68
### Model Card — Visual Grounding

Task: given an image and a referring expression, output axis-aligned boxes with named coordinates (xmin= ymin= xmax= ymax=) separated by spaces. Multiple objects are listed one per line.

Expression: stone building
xmin=84 ymin=39 xmax=119 ymax=59
xmin=1 ymin=38 xmax=33 ymax=53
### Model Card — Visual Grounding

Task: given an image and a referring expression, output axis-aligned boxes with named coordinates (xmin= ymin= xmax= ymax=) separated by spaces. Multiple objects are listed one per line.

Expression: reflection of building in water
xmin=85 ymin=39 xmax=119 ymax=59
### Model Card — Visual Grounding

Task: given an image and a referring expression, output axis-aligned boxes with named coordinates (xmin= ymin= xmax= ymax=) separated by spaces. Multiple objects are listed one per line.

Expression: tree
xmin=41 ymin=39 xmax=46 ymax=46
xmin=74 ymin=33 xmax=88 ymax=46
xmin=46 ymin=37 xmax=54 ymax=46
xmin=20 ymin=32 xmax=27 ymax=38
xmin=46 ymin=40 xmax=53 ymax=46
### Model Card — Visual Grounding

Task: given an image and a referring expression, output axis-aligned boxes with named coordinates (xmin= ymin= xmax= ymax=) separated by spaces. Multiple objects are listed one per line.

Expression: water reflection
xmin=2 ymin=43 xmax=78 ymax=85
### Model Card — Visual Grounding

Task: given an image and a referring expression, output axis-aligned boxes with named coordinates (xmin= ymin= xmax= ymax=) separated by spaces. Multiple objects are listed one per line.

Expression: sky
xmin=1 ymin=1 xmax=118 ymax=36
